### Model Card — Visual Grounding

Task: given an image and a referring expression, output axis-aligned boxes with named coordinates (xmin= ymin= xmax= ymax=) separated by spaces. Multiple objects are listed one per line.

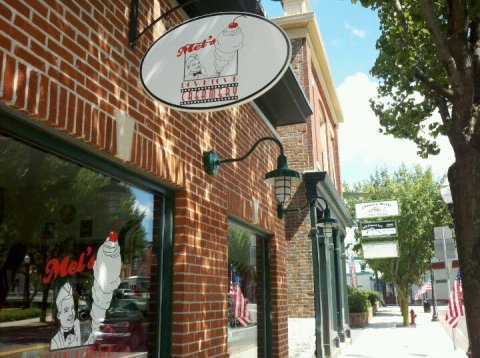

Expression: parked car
xmin=95 ymin=298 xmax=149 ymax=351
xmin=113 ymin=288 xmax=135 ymax=299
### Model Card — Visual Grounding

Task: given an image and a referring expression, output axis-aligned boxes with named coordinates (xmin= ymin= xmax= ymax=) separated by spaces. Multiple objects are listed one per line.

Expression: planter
xmin=367 ymin=306 xmax=373 ymax=321
xmin=372 ymin=301 xmax=379 ymax=314
xmin=349 ymin=312 xmax=368 ymax=328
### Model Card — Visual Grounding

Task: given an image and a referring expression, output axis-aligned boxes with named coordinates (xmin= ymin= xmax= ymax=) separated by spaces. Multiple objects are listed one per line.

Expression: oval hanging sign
xmin=140 ymin=12 xmax=292 ymax=112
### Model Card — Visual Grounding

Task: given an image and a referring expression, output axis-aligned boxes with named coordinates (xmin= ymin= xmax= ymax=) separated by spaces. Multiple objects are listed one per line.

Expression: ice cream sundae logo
xmin=85 ymin=231 xmax=122 ymax=345
xmin=44 ymin=231 xmax=122 ymax=349
xmin=179 ymin=16 xmax=245 ymax=106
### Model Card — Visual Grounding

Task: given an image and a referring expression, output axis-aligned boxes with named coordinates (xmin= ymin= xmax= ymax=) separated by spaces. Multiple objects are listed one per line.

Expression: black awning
xmin=254 ymin=67 xmax=312 ymax=126
xmin=176 ymin=0 xmax=264 ymax=17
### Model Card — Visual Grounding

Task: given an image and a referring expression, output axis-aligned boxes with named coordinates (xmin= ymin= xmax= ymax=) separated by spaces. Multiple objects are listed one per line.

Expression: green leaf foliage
xmin=351 ymin=0 xmax=479 ymax=157
xmin=349 ymin=0 xmax=480 ymax=343
xmin=344 ymin=165 xmax=450 ymax=322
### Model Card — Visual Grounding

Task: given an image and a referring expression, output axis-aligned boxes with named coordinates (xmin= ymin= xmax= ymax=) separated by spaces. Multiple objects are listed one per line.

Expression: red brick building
xmin=273 ymin=1 xmax=354 ymax=357
xmin=0 ymin=0 xmax=318 ymax=357
xmin=0 ymin=0 xmax=351 ymax=357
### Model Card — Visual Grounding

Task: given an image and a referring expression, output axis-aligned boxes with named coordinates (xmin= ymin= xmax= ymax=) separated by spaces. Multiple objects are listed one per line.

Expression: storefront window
xmin=227 ymin=224 xmax=267 ymax=357
xmin=0 ymin=132 xmax=162 ymax=357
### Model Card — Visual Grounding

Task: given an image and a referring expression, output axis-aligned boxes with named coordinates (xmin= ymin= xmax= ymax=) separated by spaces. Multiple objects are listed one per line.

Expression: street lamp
xmin=440 ymin=177 xmax=471 ymax=356
xmin=430 ymin=267 xmax=439 ymax=321
xmin=203 ymin=136 xmax=301 ymax=217
xmin=440 ymin=178 xmax=454 ymax=216
xmin=23 ymin=254 xmax=31 ymax=309
xmin=433 ymin=178 xmax=455 ymax=322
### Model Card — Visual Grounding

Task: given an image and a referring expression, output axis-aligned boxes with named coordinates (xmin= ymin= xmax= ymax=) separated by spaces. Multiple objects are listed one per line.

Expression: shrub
xmin=358 ymin=289 xmax=372 ymax=308
xmin=0 ymin=308 xmax=41 ymax=322
xmin=367 ymin=290 xmax=383 ymax=306
xmin=348 ymin=288 xmax=369 ymax=313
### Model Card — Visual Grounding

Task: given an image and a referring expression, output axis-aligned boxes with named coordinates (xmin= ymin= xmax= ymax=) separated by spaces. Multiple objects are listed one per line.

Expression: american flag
xmin=414 ymin=281 xmax=432 ymax=300
xmin=229 ymin=268 xmax=251 ymax=327
xmin=445 ymin=270 xmax=464 ymax=328
xmin=350 ymin=254 xmax=357 ymax=288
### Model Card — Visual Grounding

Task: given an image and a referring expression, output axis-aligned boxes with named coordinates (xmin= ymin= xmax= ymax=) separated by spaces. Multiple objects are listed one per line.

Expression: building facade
xmin=0 ymin=0 xmax=350 ymax=357
xmin=273 ymin=1 xmax=354 ymax=357
xmin=0 ymin=1 xmax=302 ymax=357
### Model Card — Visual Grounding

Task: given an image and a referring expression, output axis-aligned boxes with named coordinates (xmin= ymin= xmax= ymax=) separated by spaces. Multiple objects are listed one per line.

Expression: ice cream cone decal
xmin=213 ymin=16 xmax=245 ymax=76
xmin=85 ymin=231 xmax=122 ymax=345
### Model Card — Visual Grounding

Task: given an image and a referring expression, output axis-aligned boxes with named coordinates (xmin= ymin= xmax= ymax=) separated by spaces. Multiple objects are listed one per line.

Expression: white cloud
xmin=135 ymin=200 xmax=153 ymax=220
xmin=337 ymin=72 xmax=455 ymax=185
xmin=345 ymin=23 xmax=366 ymax=38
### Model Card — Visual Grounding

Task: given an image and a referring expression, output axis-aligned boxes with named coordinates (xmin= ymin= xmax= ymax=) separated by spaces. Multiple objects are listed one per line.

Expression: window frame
xmin=0 ymin=105 xmax=174 ymax=357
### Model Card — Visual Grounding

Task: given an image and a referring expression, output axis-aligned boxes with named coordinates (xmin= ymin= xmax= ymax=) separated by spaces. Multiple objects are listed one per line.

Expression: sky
xmin=261 ymin=0 xmax=455 ymax=186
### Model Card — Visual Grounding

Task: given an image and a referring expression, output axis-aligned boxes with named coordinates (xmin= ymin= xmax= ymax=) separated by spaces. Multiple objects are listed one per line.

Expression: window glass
xmin=0 ymin=132 xmax=159 ymax=357
xmin=227 ymin=225 xmax=264 ymax=357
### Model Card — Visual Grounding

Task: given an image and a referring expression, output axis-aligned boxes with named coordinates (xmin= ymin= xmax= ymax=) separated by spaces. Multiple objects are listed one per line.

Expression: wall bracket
xmin=129 ymin=0 xmax=202 ymax=48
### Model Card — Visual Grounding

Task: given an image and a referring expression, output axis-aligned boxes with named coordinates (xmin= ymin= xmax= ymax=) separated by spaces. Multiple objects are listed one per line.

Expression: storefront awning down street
xmin=177 ymin=0 xmax=313 ymax=126
xmin=303 ymin=171 xmax=355 ymax=236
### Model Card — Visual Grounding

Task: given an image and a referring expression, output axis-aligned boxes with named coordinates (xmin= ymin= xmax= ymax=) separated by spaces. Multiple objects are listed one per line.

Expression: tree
xmin=344 ymin=165 xmax=449 ymax=326
xmin=351 ymin=0 xmax=480 ymax=353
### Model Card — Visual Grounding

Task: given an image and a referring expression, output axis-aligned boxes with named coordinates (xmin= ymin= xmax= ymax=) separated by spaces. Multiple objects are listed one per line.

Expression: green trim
xmin=228 ymin=216 xmax=272 ymax=236
xmin=203 ymin=150 xmax=220 ymax=175
xmin=0 ymin=105 xmax=174 ymax=357
xmin=159 ymin=195 xmax=174 ymax=357
xmin=262 ymin=236 xmax=272 ymax=358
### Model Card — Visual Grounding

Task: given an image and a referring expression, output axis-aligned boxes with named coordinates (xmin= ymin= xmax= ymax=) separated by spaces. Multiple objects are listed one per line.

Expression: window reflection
xmin=227 ymin=225 xmax=262 ymax=357
xmin=0 ymin=132 xmax=156 ymax=357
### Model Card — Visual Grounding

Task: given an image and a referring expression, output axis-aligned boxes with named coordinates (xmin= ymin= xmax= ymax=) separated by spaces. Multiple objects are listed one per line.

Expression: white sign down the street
xmin=362 ymin=241 xmax=399 ymax=259
xmin=361 ymin=221 xmax=397 ymax=238
xmin=355 ymin=200 xmax=400 ymax=219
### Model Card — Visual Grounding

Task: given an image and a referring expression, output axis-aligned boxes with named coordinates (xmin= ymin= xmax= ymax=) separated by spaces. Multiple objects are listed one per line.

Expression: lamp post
xmin=23 ymin=254 xmax=31 ymax=309
xmin=430 ymin=267 xmax=439 ymax=321
xmin=440 ymin=179 xmax=454 ymax=217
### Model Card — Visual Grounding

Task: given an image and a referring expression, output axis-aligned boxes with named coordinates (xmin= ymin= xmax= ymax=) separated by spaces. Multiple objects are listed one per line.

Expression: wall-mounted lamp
xmin=203 ymin=136 xmax=301 ymax=216
xmin=98 ymin=179 xmax=131 ymax=215
xmin=278 ymin=195 xmax=339 ymax=233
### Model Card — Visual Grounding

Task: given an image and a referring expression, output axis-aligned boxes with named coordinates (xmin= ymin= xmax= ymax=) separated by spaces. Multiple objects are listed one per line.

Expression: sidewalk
xmin=342 ymin=305 xmax=468 ymax=358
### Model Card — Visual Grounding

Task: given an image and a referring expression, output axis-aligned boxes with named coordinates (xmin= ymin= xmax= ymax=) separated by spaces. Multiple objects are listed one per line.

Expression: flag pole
xmin=452 ymin=327 xmax=456 ymax=350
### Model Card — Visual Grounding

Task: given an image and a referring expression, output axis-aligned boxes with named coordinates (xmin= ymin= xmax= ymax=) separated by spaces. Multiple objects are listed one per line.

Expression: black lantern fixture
xmin=23 ymin=254 xmax=31 ymax=309
xmin=318 ymin=204 xmax=339 ymax=238
xmin=98 ymin=179 xmax=131 ymax=215
xmin=278 ymin=195 xmax=339 ymax=231
xmin=203 ymin=136 xmax=301 ymax=215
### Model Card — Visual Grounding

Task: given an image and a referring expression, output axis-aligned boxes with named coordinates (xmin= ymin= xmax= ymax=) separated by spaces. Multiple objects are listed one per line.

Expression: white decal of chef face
xmin=57 ymin=295 xmax=75 ymax=329
xmin=187 ymin=55 xmax=201 ymax=72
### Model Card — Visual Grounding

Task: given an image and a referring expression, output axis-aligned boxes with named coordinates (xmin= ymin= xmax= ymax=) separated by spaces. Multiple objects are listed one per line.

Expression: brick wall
xmin=281 ymin=36 xmax=342 ymax=318
xmin=0 ymin=1 xmax=288 ymax=356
